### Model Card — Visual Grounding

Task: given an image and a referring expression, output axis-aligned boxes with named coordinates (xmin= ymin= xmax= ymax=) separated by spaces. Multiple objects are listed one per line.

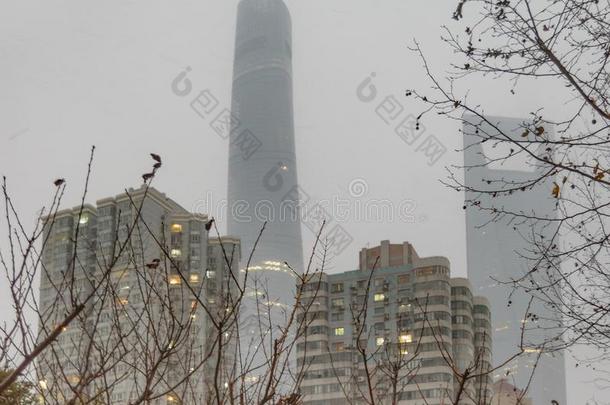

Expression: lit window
xmin=399 ymin=334 xmax=412 ymax=343
xmin=206 ymin=270 xmax=216 ymax=279
xmin=169 ymin=275 xmax=181 ymax=285
xmin=374 ymin=293 xmax=385 ymax=302
xmin=189 ymin=273 xmax=200 ymax=283
xmin=334 ymin=327 xmax=345 ymax=336
xmin=376 ymin=337 xmax=385 ymax=346
xmin=331 ymin=283 xmax=344 ymax=293
xmin=117 ymin=298 xmax=128 ymax=306
xmin=79 ymin=215 xmax=89 ymax=224
xmin=171 ymin=224 xmax=183 ymax=233
xmin=401 ymin=349 xmax=409 ymax=355
xmin=245 ymin=375 xmax=259 ymax=383
xmin=39 ymin=380 xmax=48 ymax=390
xmin=170 ymin=249 xmax=181 ymax=257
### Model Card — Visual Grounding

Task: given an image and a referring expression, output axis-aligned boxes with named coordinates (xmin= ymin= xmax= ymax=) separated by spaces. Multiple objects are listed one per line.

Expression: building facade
xmin=37 ymin=204 xmax=98 ymax=403
xmin=491 ymin=379 xmax=533 ymax=405
xmin=204 ymin=236 xmax=242 ymax=402
xmin=37 ymin=186 xmax=240 ymax=405
xmin=227 ymin=0 xmax=303 ymax=301
xmin=463 ymin=115 xmax=567 ymax=405
xmin=226 ymin=0 xmax=305 ymax=381
xmin=297 ymin=241 xmax=493 ymax=405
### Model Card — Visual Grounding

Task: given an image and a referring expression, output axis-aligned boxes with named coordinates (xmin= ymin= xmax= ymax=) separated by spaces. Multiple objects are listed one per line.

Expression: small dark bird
xmin=54 ymin=178 xmax=65 ymax=186
xmin=145 ymin=258 xmax=160 ymax=269
xmin=153 ymin=162 xmax=162 ymax=169
xmin=150 ymin=153 xmax=162 ymax=163
xmin=205 ymin=218 xmax=215 ymax=231
xmin=142 ymin=172 xmax=154 ymax=181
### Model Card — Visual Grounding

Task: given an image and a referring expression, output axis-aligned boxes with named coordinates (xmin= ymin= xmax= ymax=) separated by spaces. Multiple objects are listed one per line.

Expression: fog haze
xmin=0 ymin=1 xmax=602 ymax=403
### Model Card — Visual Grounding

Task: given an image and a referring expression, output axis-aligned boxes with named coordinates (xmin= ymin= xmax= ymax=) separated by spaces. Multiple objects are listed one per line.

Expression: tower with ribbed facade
xmin=227 ymin=0 xmax=303 ymax=314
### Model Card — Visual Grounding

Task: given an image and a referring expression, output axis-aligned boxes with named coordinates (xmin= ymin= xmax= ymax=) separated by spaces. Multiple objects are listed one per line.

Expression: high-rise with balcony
xmin=37 ymin=186 xmax=240 ymax=405
xmin=37 ymin=204 xmax=98 ymax=403
xmin=203 ymin=236 xmax=242 ymax=401
xmin=297 ymin=241 xmax=493 ymax=405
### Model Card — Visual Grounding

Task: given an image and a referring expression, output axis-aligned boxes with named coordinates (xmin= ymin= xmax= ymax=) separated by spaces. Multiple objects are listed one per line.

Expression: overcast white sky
xmin=0 ymin=1 xmax=605 ymax=403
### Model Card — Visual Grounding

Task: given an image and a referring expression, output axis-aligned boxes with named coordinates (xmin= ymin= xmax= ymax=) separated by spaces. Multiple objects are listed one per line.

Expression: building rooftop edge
xmin=40 ymin=186 xmax=208 ymax=222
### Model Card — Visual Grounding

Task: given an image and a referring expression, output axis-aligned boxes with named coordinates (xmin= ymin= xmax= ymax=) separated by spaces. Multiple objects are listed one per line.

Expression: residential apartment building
xmin=297 ymin=241 xmax=492 ymax=405
xmin=37 ymin=186 xmax=240 ymax=405
xmin=37 ymin=204 xmax=98 ymax=402
xmin=204 ymin=236 xmax=242 ymax=401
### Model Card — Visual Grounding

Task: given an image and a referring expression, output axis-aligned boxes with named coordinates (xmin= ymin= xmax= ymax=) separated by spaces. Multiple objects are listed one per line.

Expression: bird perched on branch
xmin=150 ymin=153 xmax=162 ymax=163
xmin=146 ymin=258 xmax=160 ymax=269
xmin=53 ymin=178 xmax=65 ymax=186
xmin=205 ymin=218 xmax=215 ymax=231
xmin=142 ymin=153 xmax=163 ymax=182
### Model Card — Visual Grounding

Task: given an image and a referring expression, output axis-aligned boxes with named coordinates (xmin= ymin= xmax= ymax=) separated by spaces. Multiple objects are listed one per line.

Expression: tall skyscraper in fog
xmin=463 ymin=115 xmax=566 ymax=405
xmin=227 ymin=0 xmax=303 ymax=307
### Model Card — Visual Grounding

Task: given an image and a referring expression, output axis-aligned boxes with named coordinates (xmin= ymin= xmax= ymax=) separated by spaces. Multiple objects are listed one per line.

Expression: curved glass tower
xmin=228 ymin=0 xmax=303 ymax=308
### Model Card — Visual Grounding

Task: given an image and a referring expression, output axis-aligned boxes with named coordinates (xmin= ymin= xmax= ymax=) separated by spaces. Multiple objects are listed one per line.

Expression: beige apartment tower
xmin=37 ymin=186 xmax=240 ymax=405
xmin=297 ymin=241 xmax=493 ymax=405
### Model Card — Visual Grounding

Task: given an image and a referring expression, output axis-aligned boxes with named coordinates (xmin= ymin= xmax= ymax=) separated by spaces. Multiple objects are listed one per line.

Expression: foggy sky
xmin=0 ymin=1 xmax=603 ymax=403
